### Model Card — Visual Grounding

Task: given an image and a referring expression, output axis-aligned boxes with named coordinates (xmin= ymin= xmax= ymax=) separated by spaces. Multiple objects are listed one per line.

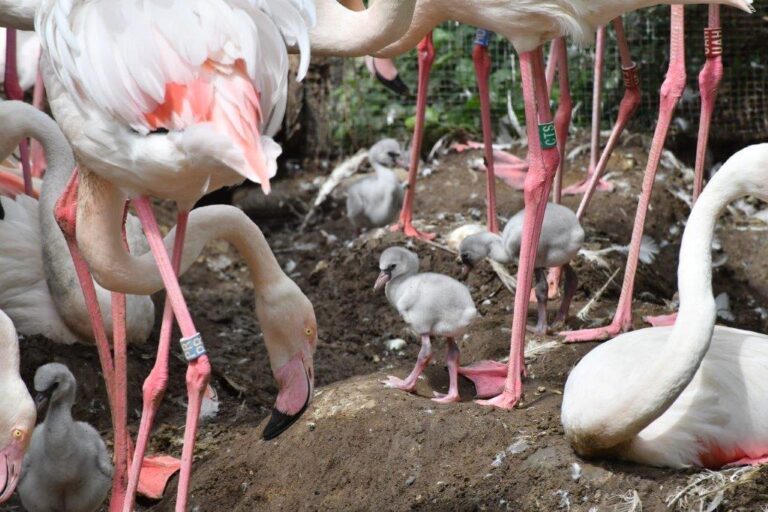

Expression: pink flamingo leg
xmin=546 ymin=37 xmax=572 ymax=298
xmin=563 ymin=25 xmax=612 ymax=196
xmin=693 ymin=5 xmax=722 ymax=202
xmin=132 ymin=197 xmax=210 ymax=512
xmin=54 ymin=169 xmax=126 ymax=512
xmin=644 ymin=6 xmax=721 ymax=328
xmin=382 ymin=335 xmax=432 ymax=392
xmin=576 ymin=18 xmax=641 ymax=219
xmin=4 ymin=29 xmax=33 ymax=196
xmin=30 ymin=57 xmax=46 ymax=178
xmin=472 ymin=29 xmax=498 ymax=234
xmin=432 ymin=338 xmax=460 ymax=404
xmin=391 ymin=33 xmax=436 ymax=240
xmin=122 ymin=213 xmax=187 ymax=511
xmin=111 ymin=289 xmax=129 ymax=509
xmin=475 ymin=47 xmax=560 ymax=409
xmin=562 ymin=6 xmax=687 ymax=342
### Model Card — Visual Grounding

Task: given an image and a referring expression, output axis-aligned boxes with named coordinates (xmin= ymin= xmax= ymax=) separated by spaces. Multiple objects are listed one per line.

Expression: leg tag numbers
xmin=180 ymin=333 xmax=206 ymax=361
xmin=538 ymin=122 xmax=557 ymax=149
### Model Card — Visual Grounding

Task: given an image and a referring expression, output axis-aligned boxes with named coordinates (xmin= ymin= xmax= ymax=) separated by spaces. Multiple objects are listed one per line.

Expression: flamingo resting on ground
xmin=561 ymin=4 xmax=736 ymax=341
xmin=562 ymin=143 xmax=768 ymax=468
xmin=370 ymin=0 xmax=752 ymax=410
xmin=0 ymin=309 xmax=36 ymax=505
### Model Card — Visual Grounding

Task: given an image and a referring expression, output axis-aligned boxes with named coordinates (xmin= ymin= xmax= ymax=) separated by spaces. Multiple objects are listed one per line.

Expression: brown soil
xmin=8 ymin=131 xmax=768 ymax=511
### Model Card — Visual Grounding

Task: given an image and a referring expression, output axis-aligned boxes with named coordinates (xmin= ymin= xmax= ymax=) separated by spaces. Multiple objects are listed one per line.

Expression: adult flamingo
xmin=0 ymin=309 xmax=36 ymax=506
xmin=0 ymin=101 xmax=154 ymax=347
xmin=561 ymin=4 xmax=733 ymax=341
xmin=28 ymin=0 xmax=420 ymax=509
xmin=562 ymin=144 xmax=768 ymax=468
xmin=369 ymin=0 xmax=752 ymax=409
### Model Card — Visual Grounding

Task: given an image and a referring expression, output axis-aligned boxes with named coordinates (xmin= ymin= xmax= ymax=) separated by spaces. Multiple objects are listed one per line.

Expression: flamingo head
xmin=258 ymin=280 xmax=317 ymax=440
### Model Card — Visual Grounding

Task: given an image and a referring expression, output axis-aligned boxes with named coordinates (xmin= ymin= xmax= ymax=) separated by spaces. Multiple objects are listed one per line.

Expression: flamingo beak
xmin=373 ymin=270 xmax=392 ymax=292
xmin=263 ymin=349 xmax=313 ymax=441
xmin=0 ymin=441 xmax=25 ymax=504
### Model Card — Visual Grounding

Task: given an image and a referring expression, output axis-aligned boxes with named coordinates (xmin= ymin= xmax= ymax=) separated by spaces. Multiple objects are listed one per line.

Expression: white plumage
xmin=562 ymin=144 xmax=768 ymax=468
xmin=380 ymin=247 xmax=477 ymax=337
xmin=346 ymin=138 xmax=405 ymax=230
xmin=36 ymin=0 xmax=315 ymax=205
xmin=0 ymin=195 xmax=79 ymax=343
xmin=18 ymin=363 xmax=112 ymax=512
xmin=0 ymin=28 xmax=40 ymax=91
xmin=373 ymin=0 xmax=753 ymax=57
xmin=0 ymin=101 xmax=154 ymax=346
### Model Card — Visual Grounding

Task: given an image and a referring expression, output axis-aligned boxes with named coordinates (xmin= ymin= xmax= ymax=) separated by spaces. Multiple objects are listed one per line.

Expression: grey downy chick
xmin=374 ymin=247 xmax=477 ymax=403
xmin=459 ymin=202 xmax=584 ymax=333
xmin=346 ymin=138 xmax=406 ymax=230
xmin=18 ymin=363 xmax=112 ymax=512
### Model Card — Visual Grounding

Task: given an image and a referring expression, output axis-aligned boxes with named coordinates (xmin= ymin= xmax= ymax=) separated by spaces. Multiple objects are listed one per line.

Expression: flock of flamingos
xmin=0 ymin=0 xmax=766 ymax=510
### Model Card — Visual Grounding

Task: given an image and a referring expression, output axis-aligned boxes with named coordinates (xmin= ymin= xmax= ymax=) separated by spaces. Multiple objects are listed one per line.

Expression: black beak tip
xmin=262 ymin=399 xmax=310 ymax=441
xmin=375 ymin=71 xmax=410 ymax=97
xmin=35 ymin=393 xmax=49 ymax=413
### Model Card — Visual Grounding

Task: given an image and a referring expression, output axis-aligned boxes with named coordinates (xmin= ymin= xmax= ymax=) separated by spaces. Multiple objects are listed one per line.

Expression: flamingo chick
xmin=18 ymin=363 xmax=112 ymax=512
xmin=346 ymin=138 xmax=405 ymax=231
xmin=459 ymin=202 xmax=584 ymax=334
xmin=0 ymin=309 xmax=35 ymax=505
xmin=375 ymin=247 xmax=477 ymax=404
xmin=562 ymin=144 xmax=768 ymax=468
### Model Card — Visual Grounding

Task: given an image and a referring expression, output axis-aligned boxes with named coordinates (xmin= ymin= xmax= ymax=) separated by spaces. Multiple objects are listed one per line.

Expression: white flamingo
xmin=562 ymin=144 xmax=768 ymax=468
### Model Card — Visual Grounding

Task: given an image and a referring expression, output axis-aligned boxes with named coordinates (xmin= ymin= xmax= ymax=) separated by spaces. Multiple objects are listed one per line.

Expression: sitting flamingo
xmin=562 ymin=144 xmax=768 ymax=468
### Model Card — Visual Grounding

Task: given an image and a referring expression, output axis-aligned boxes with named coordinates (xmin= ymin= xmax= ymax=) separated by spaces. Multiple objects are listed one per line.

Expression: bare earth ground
xmin=7 ymin=131 xmax=768 ymax=511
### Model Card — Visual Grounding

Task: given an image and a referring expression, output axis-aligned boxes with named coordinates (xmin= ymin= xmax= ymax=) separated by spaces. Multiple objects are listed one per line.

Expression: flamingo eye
xmin=305 ymin=328 xmax=313 ymax=337
xmin=12 ymin=429 xmax=23 ymax=440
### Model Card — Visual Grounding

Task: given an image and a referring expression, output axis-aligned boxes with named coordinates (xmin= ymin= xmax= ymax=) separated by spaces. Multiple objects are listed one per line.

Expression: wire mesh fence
xmin=325 ymin=5 xmax=767 ymax=154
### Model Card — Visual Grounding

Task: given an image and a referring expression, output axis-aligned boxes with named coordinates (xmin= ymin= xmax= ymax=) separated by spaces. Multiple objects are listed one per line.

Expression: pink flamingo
xmin=370 ymin=0 xmax=752 ymax=409
xmin=562 ymin=4 xmax=733 ymax=341
xmin=27 ymin=0 xmax=420 ymax=509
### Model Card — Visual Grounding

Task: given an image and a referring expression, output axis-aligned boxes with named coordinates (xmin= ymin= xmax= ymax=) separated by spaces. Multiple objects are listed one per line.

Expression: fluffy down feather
xmin=36 ymin=0 xmax=314 ymax=191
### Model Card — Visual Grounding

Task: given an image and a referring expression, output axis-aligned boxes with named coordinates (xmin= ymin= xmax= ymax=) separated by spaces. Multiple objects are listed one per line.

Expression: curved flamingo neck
xmin=589 ymin=146 xmax=764 ymax=451
xmin=75 ymin=168 xmax=287 ymax=297
xmin=0 ymin=314 xmax=20 ymax=377
xmin=309 ymin=0 xmax=417 ymax=57
xmin=0 ymin=0 xmax=37 ymax=30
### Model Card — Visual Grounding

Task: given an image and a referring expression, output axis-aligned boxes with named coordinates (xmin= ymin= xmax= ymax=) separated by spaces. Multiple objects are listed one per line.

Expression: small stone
xmin=307 ymin=422 xmax=316 ymax=431
xmin=386 ymin=338 xmax=407 ymax=351
xmin=405 ymin=476 xmax=416 ymax=486
xmin=537 ymin=386 xmax=546 ymax=393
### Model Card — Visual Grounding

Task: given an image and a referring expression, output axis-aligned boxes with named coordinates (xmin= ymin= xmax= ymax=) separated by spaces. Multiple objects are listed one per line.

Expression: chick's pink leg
xmin=382 ymin=335 xmax=432 ymax=392
xmin=432 ymin=338 xmax=460 ymax=404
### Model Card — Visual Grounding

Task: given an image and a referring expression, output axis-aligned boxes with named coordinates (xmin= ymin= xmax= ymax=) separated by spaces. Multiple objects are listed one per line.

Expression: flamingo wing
xmin=36 ymin=0 xmax=314 ymax=192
